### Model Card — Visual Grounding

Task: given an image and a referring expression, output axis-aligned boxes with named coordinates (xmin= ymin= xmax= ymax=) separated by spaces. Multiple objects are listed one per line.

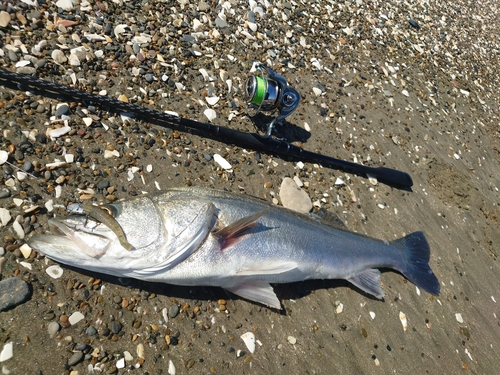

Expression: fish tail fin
xmin=392 ymin=232 xmax=440 ymax=296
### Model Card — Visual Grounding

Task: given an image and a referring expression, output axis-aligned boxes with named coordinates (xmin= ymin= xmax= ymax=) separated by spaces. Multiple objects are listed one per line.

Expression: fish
xmin=28 ymin=187 xmax=440 ymax=309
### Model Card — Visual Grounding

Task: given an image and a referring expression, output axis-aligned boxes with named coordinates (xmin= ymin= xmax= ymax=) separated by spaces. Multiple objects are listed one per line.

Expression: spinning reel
xmin=243 ymin=63 xmax=301 ymax=137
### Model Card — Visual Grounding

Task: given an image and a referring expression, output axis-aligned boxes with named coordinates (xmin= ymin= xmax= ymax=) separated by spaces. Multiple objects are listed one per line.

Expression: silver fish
xmin=28 ymin=187 xmax=440 ymax=309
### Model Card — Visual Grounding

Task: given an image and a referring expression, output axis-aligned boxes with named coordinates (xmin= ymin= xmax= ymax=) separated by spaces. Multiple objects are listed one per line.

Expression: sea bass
xmin=28 ymin=187 xmax=440 ymax=308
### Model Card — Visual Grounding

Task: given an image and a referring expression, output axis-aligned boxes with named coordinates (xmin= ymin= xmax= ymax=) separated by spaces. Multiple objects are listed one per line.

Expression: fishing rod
xmin=0 ymin=67 xmax=413 ymax=188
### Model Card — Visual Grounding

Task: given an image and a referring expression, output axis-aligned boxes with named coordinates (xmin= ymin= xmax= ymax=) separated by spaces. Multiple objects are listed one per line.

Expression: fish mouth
xmin=30 ymin=217 xmax=114 ymax=259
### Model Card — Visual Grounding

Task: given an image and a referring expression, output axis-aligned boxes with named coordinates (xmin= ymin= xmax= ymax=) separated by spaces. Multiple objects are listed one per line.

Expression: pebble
xmin=287 ymin=336 xmax=297 ymax=345
xmin=0 ymin=277 xmax=31 ymax=312
xmin=48 ymin=321 xmax=61 ymax=338
xmin=67 ymin=351 xmax=84 ymax=366
xmin=86 ymin=326 xmax=97 ymax=336
xmin=0 ymin=11 xmax=10 ymax=28
xmin=279 ymin=177 xmax=312 ymax=213
xmin=68 ymin=311 xmax=85 ymax=325
xmin=111 ymin=321 xmax=123 ymax=334
xmin=55 ymin=103 xmax=70 ymax=117
xmin=169 ymin=305 xmax=180 ymax=318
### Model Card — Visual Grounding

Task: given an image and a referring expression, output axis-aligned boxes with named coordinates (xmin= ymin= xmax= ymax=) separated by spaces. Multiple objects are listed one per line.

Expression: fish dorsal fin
xmin=214 ymin=208 xmax=269 ymax=250
xmin=347 ymin=269 xmax=384 ymax=298
xmin=225 ymin=280 xmax=281 ymax=309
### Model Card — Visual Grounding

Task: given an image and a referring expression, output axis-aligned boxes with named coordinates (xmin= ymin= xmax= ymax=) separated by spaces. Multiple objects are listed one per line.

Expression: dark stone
xmin=0 ymin=278 xmax=31 ymax=312
xmin=409 ymin=19 xmax=420 ymax=29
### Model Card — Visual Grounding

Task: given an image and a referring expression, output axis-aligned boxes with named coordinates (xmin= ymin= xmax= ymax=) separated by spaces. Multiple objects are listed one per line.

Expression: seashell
xmin=399 ymin=311 xmax=407 ymax=331
xmin=0 ymin=207 xmax=11 ymax=226
xmin=205 ymin=96 xmax=220 ymax=106
xmin=193 ymin=18 xmax=203 ymax=32
xmin=168 ymin=360 xmax=176 ymax=375
xmin=15 ymin=60 xmax=31 ymax=68
xmin=226 ymin=79 xmax=232 ymax=93
xmin=0 ymin=150 xmax=8 ymax=165
xmin=47 ymin=126 xmax=71 ymax=138
xmin=114 ymin=24 xmax=128 ymax=39
xmin=56 ymin=0 xmax=76 ymax=11
xmin=46 ymin=265 xmax=64 ymax=279
xmin=204 ymin=108 xmax=217 ymax=122
xmin=199 ymin=68 xmax=210 ymax=81
xmin=84 ymin=34 xmax=106 ymax=42
xmin=213 ymin=154 xmax=232 ymax=170
xmin=240 ymin=332 xmax=256 ymax=354
xmin=175 ymin=82 xmax=185 ymax=92
xmin=51 ymin=49 xmax=67 ymax=65
xmin=68 ymin=54 xmax=80 ymax=66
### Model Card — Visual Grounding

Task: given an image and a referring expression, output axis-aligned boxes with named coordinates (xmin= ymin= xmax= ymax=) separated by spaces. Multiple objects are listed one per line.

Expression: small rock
xmin=0 ymin=278 xmax=31 ymax=312
xmin=55 ymin=103 xmax=70 ymax=117
xmin=279 ymin=177 xmax=312 ymax=213
xmin=408 ymin=19 xmax=420 ymax=29
xmin=67 ymin=351 xmax=84 ymax=366
xmin=51 ymin=49 xmax=67 ymax=65
xmin=48 ymin=321 xmax=61 ymax=338
xmin=110 ymin=320 xmax=123 ymax=334
xmin=86 ymin=326 xmax=97 ymax=336
xmin=215 ymin=17 xmax=228 ymax=28
xmin=169 ymin=305 xmax=180 ymax=318
xmin=0 ymin=11 xmax=10 ymax=28
xmin=68 ymin=311 xmax=85 ymax=325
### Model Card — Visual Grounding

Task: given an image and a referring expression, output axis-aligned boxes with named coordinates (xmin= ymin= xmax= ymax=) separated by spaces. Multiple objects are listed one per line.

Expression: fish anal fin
xmin=215 ymin=209 xmax=269 ymax=250
xmin=225 ymin=280 xmax=281 ymax=309
xmin=347 ymin=268 xmax=384 ymax=298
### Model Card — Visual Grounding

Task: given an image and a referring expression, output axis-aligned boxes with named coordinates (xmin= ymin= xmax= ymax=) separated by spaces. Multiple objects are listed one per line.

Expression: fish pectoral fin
xmin=235 ymin=261 xmax=298 ymax=276
xmin=225 ymin=280 xmax=281 ymax=309
xmin=347 ymin=269 xmax=384 ymax=299
xmin=214 ymin=209 xmax=269 ymax=250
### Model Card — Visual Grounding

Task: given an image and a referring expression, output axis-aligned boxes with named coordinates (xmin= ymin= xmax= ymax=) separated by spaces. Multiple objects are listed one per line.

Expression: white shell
xmin=168 ymin=359 xmax=176 ymax=375
xmin=47 ymin=126 xmax=71 ymax=138
xmin=0 ymin=342 xmax=13 ymax=362
xmin=0 ymin=208 xmax=11 ymax=227
xmin=213 ymin=154 xmax=232 ymax=170
xmin=240 ymin=332 xmax=256 ymax=354
xmin=199 ymin=68 xmax=210 ymax=81
xmin=399 ymin=311 xmax=408 ymax=331
xmin=205 ymin=96 xmax=220 ymax=106
xmin=114 ymin=24 xmax=128 ymax=39
xmin=15 ymin=60 xmax=31 ymax=68
xmin=12 ymin=221 xmax=25 ymax=239
xmin=46 ymin=265 xmax=64 ymax=279
xmin=0 ymin=150 xmax=8 ymax=165
xmin=204 ymin=108 xmax=217 ymax=122
xmin=334 ymin=177 xmax=344 ymax=185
